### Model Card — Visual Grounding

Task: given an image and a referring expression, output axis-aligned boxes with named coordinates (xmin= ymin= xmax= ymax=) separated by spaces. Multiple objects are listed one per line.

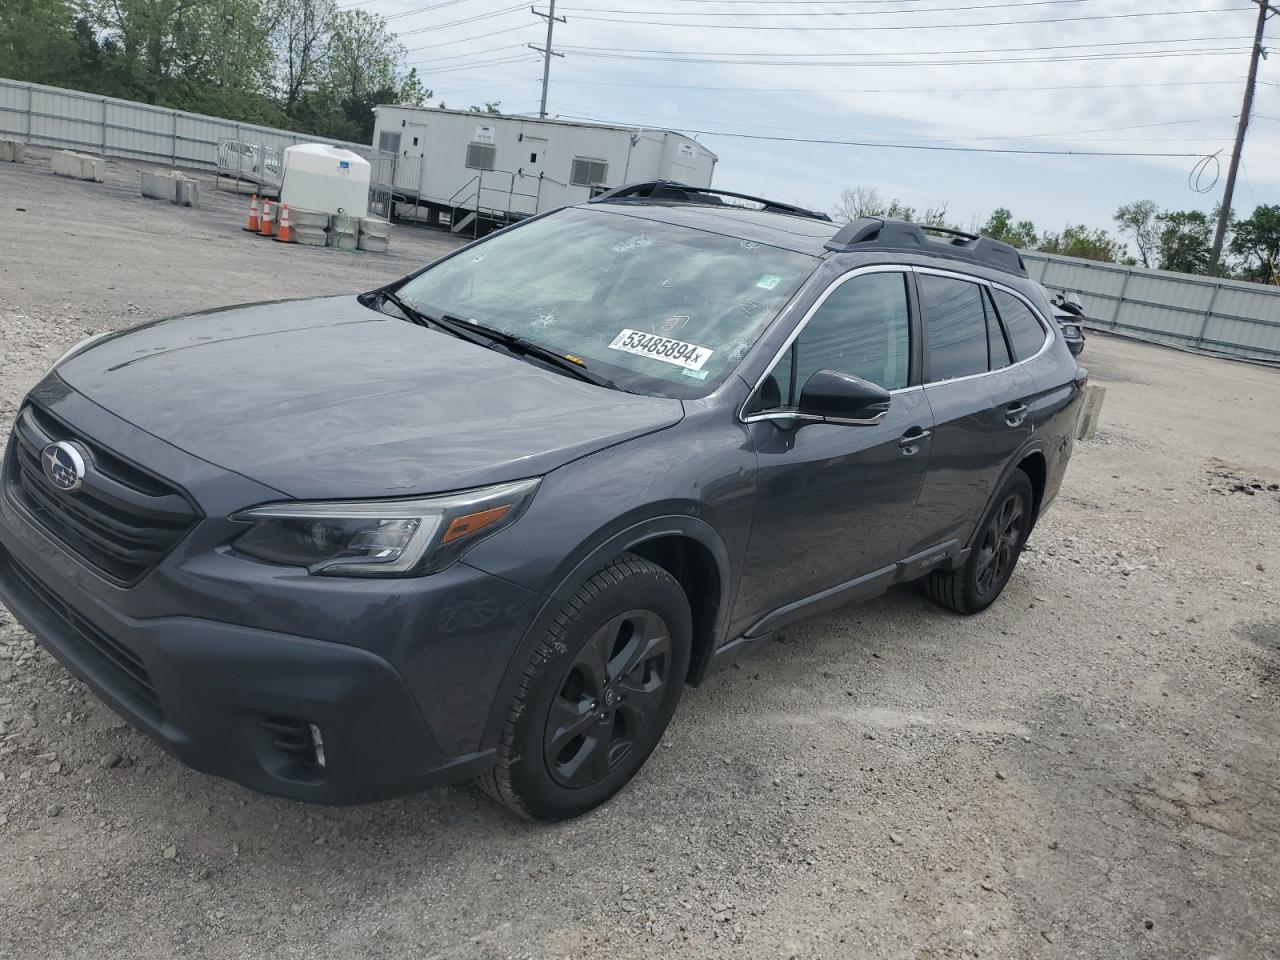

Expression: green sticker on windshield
xmin=756 ymin=275 xmax=782 ymax=290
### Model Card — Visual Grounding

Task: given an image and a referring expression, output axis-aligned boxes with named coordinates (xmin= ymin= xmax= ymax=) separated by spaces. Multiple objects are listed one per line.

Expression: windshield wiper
xmin=376 ymin=290 xmax=618 ymax=389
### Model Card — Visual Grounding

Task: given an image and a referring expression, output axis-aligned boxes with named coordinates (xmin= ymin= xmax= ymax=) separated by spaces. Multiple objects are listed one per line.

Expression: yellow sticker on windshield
xmin=608 ymin=329 xmax=714 ymax=371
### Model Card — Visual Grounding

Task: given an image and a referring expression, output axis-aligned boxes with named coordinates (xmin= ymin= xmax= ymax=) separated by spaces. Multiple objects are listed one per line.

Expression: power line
xmin=395 ymin=4 xmax=528 ymax=38
xmin=381 ymin=0 xmax=483 ymax=21
xmin=544 ymin=77 xmax=1248 ymax=94
xmin=558 ymin=47 xmax=1249 ymax=67
xmin=562 ymin=6 xmax=1255 ymax=30
xmin=552 ymin=112 xmax=1217 ymax=157
xmin=403 ymin=22 xmax=536 ymax=52
xmin=556 ymin=35 xmax=1255 ymax=59
xmin=558 ymin=0 xmax=1103 ymax=14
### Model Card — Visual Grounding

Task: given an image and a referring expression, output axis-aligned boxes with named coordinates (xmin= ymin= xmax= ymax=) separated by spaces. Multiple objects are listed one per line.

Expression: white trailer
xmin=370 ymin=106 xmax=718 ymax=233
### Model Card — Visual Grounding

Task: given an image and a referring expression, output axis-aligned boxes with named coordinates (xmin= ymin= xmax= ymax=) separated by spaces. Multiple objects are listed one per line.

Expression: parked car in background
xmin=0 ymin=181 xmax=1085 ymax=821
xmin=1046 ymin=288 xmax=1088 ymax=356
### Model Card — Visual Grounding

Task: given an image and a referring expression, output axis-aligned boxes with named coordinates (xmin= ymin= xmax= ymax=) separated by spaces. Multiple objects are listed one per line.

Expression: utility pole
xmin=1209 ymin=0 xmax=1273 ymax=274
xmin=530 ymin=1 xmax=566 ymax=120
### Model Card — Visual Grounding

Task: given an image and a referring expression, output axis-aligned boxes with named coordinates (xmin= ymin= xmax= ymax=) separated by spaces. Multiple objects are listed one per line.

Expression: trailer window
xmin=466 ymin=143 xmax=496 ymax=171
xmin=571 ymin=157 xmax=608 ymax=187
xmin=378 ymin=131 xmax=401 ymax=154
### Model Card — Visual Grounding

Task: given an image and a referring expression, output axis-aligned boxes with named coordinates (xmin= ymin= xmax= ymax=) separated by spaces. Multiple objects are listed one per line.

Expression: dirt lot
xmin=1 ymin=152 xmax=1279 ymax=960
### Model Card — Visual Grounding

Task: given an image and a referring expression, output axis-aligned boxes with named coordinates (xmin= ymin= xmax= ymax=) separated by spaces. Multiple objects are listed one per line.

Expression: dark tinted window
xmin=984 ymin=288 xmax=1013 ymax=370
xmin=920 ymin=274 xmax=987 ymax=382
xmin=992 ymin=289 xmax=1049 ymax=360
xmin=753 ymin=272 xmax=910 ymax=411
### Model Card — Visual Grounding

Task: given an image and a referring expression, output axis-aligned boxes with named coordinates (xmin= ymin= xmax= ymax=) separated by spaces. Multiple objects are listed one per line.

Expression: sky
xmin=358 ymin=0 xmax=1278 ymax=244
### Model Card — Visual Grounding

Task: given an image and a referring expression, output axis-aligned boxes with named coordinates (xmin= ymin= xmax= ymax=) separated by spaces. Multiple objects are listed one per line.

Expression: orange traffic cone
xmin=273 ymin=204 xmax=294 ymax=243
xmin=242 ymin=194 xmax=259 ymax=232
xmin=258 ymin=199 xmax=275 ymax=238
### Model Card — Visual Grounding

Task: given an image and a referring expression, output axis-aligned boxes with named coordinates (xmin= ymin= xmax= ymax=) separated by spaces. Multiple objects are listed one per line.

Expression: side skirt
xmin=705 ymin=540 xmax=967 ymax=677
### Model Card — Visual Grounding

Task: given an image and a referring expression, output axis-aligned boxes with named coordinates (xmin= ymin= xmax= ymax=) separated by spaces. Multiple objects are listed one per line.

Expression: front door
xmin=732 ymin=268 xmax=933 ymax=635
xmin=898 ymin=270 xmax=1036 ymax=557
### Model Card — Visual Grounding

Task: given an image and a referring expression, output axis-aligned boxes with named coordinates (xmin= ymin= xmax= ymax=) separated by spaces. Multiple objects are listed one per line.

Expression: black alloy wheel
xmin=478 ymin=554 xmax=692 ymax=821
xmin=923 ymin=468 xmax=1034 ymax=615
xmin=974 ymin=491 xmax=1026 ymax=599
xmin=545 ymin=609 xmax=672 ymax=789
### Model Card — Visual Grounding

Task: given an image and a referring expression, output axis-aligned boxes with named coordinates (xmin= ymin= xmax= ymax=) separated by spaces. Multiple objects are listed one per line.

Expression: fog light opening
xmin=309 ymin=723 xmax=326 ymax=769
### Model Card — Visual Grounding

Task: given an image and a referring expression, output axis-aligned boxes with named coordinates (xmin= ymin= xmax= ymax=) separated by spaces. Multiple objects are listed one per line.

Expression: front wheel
xmin=924 ymin=470 xmax=1034 ymax=615
xmin=478 ymin=554 xmax=691 ymax=821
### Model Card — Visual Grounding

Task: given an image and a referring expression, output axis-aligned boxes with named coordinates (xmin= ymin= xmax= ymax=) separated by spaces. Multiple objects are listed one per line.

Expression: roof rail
xmin=825 ymin=217 xmax=1026 ymax=276
xmin=588 ymin=181 xmax=833 ymax=223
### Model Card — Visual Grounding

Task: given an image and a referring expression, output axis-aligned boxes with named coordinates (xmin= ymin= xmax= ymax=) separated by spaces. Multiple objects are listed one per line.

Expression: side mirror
xmin=797 ymin=370 xmax=891 ymax=423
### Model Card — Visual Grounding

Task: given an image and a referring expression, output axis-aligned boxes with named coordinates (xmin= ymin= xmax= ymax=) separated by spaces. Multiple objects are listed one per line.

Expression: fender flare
xmin=968 ymin=437 xmax=1051 ymax=548
xmin=477 ymin=514 xmax=733 ymax=751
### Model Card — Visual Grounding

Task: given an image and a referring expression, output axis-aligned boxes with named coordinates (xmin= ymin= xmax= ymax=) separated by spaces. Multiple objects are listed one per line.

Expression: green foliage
xmin=1113 ymin=200 xmax=1159 ymax=269
xmin=0 ymin=0 xmax=432 ymax=143
xmin=1037 ymin=225 xmax=1125 ymax=264
xmin=1155 ymin=210 xmax=1214 ymax=275
xmin=1229 ymin=204 xmax=1280 ymax=285
xmin=981 ymin=208 xmax=1038 ymax=249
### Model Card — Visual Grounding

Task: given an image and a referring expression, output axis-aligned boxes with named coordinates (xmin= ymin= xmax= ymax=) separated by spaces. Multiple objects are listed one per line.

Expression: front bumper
xmin=0 ymin=539 xmax=497 ymax=803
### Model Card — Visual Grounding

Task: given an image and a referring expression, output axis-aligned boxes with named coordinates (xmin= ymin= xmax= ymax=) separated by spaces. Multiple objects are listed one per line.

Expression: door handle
xmin=1005 ymin=403 xmax=1029 ymax=427
xmin=899 ymin=427 xmax=931 ymax=454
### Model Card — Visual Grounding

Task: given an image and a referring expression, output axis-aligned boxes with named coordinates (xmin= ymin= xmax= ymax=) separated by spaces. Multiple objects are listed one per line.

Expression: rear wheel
xmin=478 ymin=554 xmax=691 ymax=821
xmin=924 ymin=470 xmax=1034 ymax=615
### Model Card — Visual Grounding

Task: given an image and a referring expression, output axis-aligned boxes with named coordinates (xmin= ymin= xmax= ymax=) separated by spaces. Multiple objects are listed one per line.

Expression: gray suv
xmin=0 ymin=182 xmax=1084 ymax=820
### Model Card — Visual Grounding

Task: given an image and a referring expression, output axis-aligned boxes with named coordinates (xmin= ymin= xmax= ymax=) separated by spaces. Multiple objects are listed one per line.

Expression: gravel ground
xmin=2 ymin=153 xmax=1279 ymax=960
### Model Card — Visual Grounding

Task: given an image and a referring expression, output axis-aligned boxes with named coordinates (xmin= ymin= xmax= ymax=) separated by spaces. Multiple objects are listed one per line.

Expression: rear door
xmin=899 ymin=269 xmax=1035 ymax=558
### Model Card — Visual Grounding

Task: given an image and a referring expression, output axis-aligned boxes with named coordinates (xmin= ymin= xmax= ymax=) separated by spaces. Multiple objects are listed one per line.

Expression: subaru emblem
xmin=41 ymin=441 xmax=86 ymax=492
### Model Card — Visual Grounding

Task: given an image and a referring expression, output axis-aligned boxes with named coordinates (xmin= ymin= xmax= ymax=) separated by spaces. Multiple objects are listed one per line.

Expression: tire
xmin=924 ymin=469 xmax=1034 ymax=615
xmin=477 ymin=554 xmax=692 ymax=821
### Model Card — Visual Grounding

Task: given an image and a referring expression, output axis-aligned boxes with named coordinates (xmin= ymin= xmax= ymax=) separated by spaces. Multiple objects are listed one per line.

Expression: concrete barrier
xmin=327 ymin=213 xmax=359 ymax=251
xmin=51 ymin=150 xmax=102 ymax=182
xmin=0 ymin=138 xmax=25 ymax=163
xmin=290 ymin=208 xmax=329 ymax=247
xmin=175 ymin=177 xmax=200 ymax=208
xmin=358 ymin=217 xmax=390 ymax=254
xmin=140 ymin=170 xmax=179 ymax=202
xmin=140 ymin=169 xmax=202 ymax=208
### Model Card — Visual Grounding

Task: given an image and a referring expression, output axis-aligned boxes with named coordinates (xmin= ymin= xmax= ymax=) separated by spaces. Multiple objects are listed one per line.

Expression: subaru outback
xmin=0 ymin=181 xmax=1084 ymax=820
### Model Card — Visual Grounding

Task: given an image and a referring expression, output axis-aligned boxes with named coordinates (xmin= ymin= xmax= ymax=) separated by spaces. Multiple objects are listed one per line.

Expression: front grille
xmin=4 ymin=404 xmax=198 ymax=584
xmin=3 ymin=551 xmax=161 ymax=717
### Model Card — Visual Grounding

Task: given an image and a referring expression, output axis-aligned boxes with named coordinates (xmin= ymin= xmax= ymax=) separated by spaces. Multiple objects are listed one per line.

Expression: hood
xmin=57 ymin=296 xmax=684 ymax=500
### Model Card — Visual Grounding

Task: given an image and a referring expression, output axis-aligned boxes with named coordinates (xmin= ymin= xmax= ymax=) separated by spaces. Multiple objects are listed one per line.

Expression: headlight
xmin=231 ymin=478 xmax=539 ymax=576
xmin=53 ymin=332 xmax=111 ymax=369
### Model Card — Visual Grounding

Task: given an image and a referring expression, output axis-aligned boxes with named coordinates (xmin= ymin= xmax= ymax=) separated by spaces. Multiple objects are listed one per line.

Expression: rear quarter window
xmin=992 ymin=289 xmax=1049 ymax=361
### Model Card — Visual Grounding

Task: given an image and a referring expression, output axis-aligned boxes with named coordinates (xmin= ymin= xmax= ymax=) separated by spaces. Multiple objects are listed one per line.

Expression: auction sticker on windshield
xmin=608 ymin=329 xmax=715 ymax=371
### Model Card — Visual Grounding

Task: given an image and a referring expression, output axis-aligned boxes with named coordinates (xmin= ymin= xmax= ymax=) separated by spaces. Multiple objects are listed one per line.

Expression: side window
xmin=753 ymin=272 xmax=911 ymax=411
xmin=991 ymin=289 xmax=1049 ymax=360
xmin=919 ymin=274 xmax=988 ymax=382
xmin=984 ymin=288 xmax=1013 ymax=370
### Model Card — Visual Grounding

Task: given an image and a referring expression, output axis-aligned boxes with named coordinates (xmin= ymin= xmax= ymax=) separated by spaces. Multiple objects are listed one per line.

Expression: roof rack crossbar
xmin=589 ymin=181 xmax=832 ymax=223
xmin=824 ymin=216 xmax=1026 ymax=277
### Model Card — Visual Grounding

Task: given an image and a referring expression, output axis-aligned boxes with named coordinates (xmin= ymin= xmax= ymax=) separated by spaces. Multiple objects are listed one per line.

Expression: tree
xmin=980 ymin=208 xmax=1038 ymax=249
xmin=274 ymin=0 xmax=336 ymax=111
xmin=1114 ymin=200 xmax=1159 ymax=268
xmin=1230 ymin=204 xmax=1280 ymax=285
xmin=832 ymin=186 xmax=948 ymax=226
xmin=1155 ymin=210 xmax=1213 ymax=275
xmin=1037 ymin=225 xmax=1123 ymax=263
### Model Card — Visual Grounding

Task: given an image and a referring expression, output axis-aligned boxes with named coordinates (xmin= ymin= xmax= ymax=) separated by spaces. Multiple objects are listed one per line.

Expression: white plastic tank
xmin=280 ymin=144 xmax=370 ymax=216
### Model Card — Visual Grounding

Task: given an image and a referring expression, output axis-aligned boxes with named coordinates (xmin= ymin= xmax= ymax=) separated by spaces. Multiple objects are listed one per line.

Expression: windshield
xmin=394 ymin=207 xmax=818 ymax=399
